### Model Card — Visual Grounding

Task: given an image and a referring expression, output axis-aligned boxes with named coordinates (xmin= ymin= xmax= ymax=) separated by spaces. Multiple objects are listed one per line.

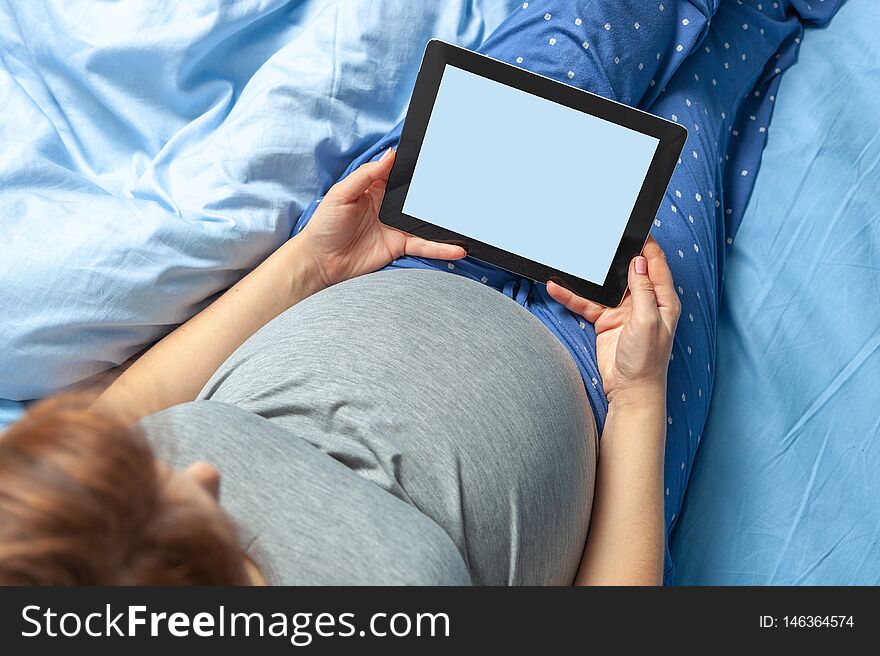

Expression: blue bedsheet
xmin=671 ymin=0 xmax=880 ymax=584
xmin=0 ymin=0 xmax=521 ymax=427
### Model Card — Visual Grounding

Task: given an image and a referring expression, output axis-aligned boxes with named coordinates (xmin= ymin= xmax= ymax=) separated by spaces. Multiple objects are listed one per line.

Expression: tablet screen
xmin=403 ymin=64 xmax=660 ymax=286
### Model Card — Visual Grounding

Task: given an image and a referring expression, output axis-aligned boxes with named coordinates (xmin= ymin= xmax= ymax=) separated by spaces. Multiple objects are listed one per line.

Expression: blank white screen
xmin=403 ymin=65 xmax=659 ymax=285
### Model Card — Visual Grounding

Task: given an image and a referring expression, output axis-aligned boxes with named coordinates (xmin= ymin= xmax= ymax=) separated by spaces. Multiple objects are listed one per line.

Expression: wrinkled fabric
xmin=293 ymin=0 xmax=844 ymax=582
xmin=0 ymin=0 xmax=522 ymax=413
xmin=672 ymin=0 xmax=880 ymax=585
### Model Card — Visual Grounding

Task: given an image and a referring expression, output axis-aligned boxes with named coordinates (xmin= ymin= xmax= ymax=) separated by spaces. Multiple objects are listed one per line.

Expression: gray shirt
xmin=139 ymin=269 xmax=596 ymax=585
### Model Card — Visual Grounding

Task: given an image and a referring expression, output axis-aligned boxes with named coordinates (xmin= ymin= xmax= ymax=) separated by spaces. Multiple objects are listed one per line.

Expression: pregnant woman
xmin=0 ymin=0 xmax=840 ymax=585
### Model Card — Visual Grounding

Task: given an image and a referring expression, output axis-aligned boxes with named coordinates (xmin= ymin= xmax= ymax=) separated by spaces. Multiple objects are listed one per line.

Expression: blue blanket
xmin=672 ymin=0 xmax=880 ymax=585
xmin=0 ymin=0 xmax=521 ymax=424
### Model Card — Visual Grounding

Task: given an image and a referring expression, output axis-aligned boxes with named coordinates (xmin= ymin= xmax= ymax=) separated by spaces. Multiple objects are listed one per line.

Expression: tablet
xmin=379 ymin=40 xmax=687 ymax=307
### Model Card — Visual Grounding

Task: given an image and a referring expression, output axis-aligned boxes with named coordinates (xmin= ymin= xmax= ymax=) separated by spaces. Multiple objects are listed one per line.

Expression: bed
xmin=1 ymin=0 xmax=876 ymax=584
xmin=670 ymin=0 xmax=880 ymax=584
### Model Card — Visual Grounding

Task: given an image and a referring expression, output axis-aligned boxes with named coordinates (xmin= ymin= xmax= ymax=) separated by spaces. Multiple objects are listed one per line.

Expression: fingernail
xmin=635 ymin=256 xmax=648 ymax=275
xmin=380 ymin=147 xmax=394 ymax=161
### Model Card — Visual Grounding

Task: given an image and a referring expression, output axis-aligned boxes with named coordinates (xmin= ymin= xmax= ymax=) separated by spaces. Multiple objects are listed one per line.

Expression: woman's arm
xmin=96 ymin=149 xmax=465 ymax=422
xmin=548 ymin=239 xmax=680 ymax=585
xmin=575 ymin=390 xmax=666 ymax=585
xmin=93 ymin=237 xmax=325 ymax=421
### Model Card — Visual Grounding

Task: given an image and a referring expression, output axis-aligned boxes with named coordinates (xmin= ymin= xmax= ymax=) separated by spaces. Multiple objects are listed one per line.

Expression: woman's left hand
xmin=546 ymin=237 xmax=680 ymax=406
xmin=299 ymin=148 xmax=467 ymax=288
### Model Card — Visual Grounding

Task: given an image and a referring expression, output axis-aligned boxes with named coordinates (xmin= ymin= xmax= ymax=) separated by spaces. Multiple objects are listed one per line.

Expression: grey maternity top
xmin=139 ymin=269 xmax=597 ymax=585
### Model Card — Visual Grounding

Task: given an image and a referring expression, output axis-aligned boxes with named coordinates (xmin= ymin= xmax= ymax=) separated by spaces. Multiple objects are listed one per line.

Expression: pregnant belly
xmin=198 ymin=268 xmax=597 ymax=584
xmin=199 ymin=268 xmax=595 ymax=451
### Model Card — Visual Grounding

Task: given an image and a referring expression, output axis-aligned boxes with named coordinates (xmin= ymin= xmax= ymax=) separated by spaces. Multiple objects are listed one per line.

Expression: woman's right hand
xmin=546 ymin=237 xmax=681 ymax=405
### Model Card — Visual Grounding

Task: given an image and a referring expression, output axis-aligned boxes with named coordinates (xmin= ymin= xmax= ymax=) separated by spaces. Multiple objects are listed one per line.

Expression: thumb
xmin=627 ymin=255 xmax=660 ymax=321
xmin=328 ymin=148 xmax=395 ymax=203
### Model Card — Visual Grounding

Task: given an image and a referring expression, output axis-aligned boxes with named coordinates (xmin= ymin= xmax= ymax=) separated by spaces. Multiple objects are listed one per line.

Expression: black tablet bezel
xmin=379 ymin=40 xmax=687 ymax=307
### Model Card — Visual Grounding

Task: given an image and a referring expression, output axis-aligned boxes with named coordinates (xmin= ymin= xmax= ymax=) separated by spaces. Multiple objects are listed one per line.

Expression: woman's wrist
xmin=607 ymin=381 xmax=667 ymax=414
xmin=273 ymin=235 xmax=329 ymax=307
xmin=601 ymin=384 xmax=667 ymax=458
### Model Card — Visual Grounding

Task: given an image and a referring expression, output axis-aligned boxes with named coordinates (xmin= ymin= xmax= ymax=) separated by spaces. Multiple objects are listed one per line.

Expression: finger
xmin=641 ymin=237 xmax=678 ymax=311
xmin=328 ymin=148 xmax=396 ymax=203
xmin=627 ymin=255 xmax=660 ymax=322
xmin=402 ymin=235 xmax=467 ymax=261
xmin=364 ymin=178 xmax=387 ymax=216
xmin=546 ymin=280 xmax=605 ymax=323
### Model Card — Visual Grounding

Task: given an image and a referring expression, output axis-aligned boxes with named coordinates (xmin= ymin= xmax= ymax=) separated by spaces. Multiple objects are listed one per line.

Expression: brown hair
xmin=0 ymin=398 xmax=249 ymax=585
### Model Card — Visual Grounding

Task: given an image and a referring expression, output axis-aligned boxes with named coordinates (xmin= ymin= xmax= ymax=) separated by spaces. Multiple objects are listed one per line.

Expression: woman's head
xmin=0 ymin=398 xmax=250 ymax=585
